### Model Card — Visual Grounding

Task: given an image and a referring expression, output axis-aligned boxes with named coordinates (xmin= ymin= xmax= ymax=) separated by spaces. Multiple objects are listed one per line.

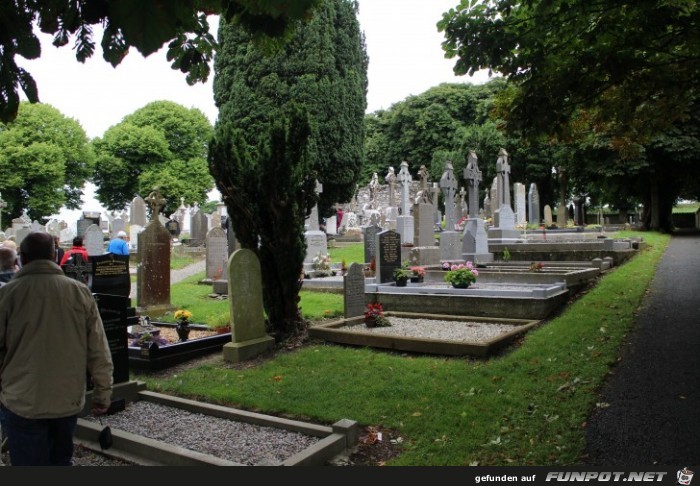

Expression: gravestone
xmin=395 ymin=161 xmax=414 ymax=244
xmin=84 ymin=224 xmax=104 ymax=256
xmin=30 ymin=220 xmax=44 ymax=233
xmin=46 ymin=219 xmax=61 ymax=238
xmin=189 ymin=210 xmax=208 ymax=246
xmin=304 ymin=180 xmax=328 ymax=263
xmin=59 ymin=227 xmax=74 ymax=244
xmin=363 ymin=223 xmax=381 ymax=264
xmin=93 ymin=293 xmax=129 ymax=384
xmin=489 ymin=177 xmax=498 ymax=221
xmin=514 ymin=182 xmax=527 ymax=225
xmin=223 ymin=249 xmax=274 ymax=363
xmin=76 ymin=217 xmax=93 ymax=238
xmin=439 ymin=161 xmax=462 ymax=260
xmin=205 ymin=227 xmax=228 ymax=281
xmin=91 ymin=254 xmax=130 ymax=299
xmin=15 ymin=227 xmax=30 ymax=246
xmin=136 ymin=189 xmax=174 ymax=314
xmin=224 ymin=216 xmax=238 ymax=256
xmin=344 ymin=263 xmax=366 ymax=318
xmin=130 ymin=196 xmax=148 ymax=227
xmin=414 ymin=201 xmax=435 ymax=247
xmin=528 ymin=183 xmax=541 ymax=225
xmin=573 ymin=197 xmax=585 ymax=226
xmin=544 ymin=205 xmax=553 ymax=226
xmin=211 ymin=212 xmax=221 ymax=231
xmin=100 ymin=218 xmax=110 ymax=233
xmin=488 ymin=149 xmax=521 ymax=242
xmin=165 ymin=219 xmax=180 ymax=237
xmin=111 ymin=218 xmax=126 ymax=238
xmin=129 ymin=224 xmax=143 ymax=249
xmin=376 ymin=230 xmax=401 ymax=284
xmin=62 ymin=253 xmax=93 ymax=287
xmin=462 ymin=151 xmax=493 ymax=263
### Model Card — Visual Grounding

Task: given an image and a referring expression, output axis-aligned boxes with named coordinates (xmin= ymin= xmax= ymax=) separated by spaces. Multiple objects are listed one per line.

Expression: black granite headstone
xmin=91 ymin=254 xmax=131 ymax=298
xmin=93 ymin=293 xmax=129 ymax=384
xmin=377 ymin=230 xmax=402 ymax=284
xmin=62 ymin=253 xmax=93 ymax=287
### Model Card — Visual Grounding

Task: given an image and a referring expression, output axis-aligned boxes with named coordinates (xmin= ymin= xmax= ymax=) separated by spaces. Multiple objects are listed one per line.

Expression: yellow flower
xmin=174 ymin=309 xmax=192 ymax=322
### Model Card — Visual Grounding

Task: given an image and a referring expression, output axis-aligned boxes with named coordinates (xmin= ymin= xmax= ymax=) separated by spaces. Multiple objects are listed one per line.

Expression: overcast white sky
xmin=16 ymin=0 xmax=493 ymax=222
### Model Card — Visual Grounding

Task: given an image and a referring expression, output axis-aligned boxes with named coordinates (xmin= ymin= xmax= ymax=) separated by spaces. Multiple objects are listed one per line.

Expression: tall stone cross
xmin=308 ymin=179 xmax=323 ymax=231
xmin=417 ymin=165 xmax=431 ymax=204
xmin=397 ymin=161 xmax=412 ymax=215
xmin=439 ymin=161 xmax=458 ymax=230
xmin=145 ymin=189 xmax=166 ymax=223
xmin=368 ymin=173 xmax=379 ymax=209
xmin=385 ymin=167 xmax=397 ymax=207
xmin=464 ymin=150 xmax=482 ymax=218
xmin=495 ymin=148 xmax=511 ymax=207
xmin=0 ymin=192 xmax=7 ymax=230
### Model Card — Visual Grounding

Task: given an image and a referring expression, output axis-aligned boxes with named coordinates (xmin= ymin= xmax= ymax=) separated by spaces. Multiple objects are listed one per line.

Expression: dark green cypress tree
xmin=210 ymin=0 xmax=366 ymax=341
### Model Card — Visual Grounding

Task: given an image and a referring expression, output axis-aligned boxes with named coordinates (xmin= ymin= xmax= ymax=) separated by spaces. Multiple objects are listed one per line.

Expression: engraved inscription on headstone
xmin=93 ymin=293 xmax=129 ymax=384
xmin=344 ymin=263 xmax=366 ymax=318
xmin=376 ymin=230 xmax=401 ymax=284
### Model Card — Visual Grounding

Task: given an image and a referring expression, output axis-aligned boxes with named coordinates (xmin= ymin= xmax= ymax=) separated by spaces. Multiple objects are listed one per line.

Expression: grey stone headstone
xmin=462 ymin=218 xmax=493 ymax=264
xmin=129 ymin=224 xmax=143 ymax=249
xmin=304 ymin=230 xmax=328 ymax=263
xmin=363 ymin=224 xmax=381 ymax=264
xmin=130 ymin=196 xmax=148 ymax=227
xmin=557 ymin=203 xmax=568 ymax=227
xmin=206 ymin=227 xmax=229 ymax=280
xmin=76 ymin=218 xmax=92 ymax=238
xmin=414 ymin=202 xmax=435 ymax=247
xmin=514 ymin=183 xmax=527 ymax=224
xmin=528 ymin=183 xmax=541 ymax=225
xmin=46 ymin=219 xmax=61 ymax=236
xmin=190 ymin=210 xmax=208 ymax=246
xmin=211 ymin=212 xmax=222 ymax=231
xmin=224 ymin=249 xmax=274 ymax=363
xmin=489 ymin=177 xmax=498 ymax=220
xmin=544 ymin=205 xmax=553 ymax=226
xmin=343 ymin=263 xmax=365 ymax=318
xmin=439 ymin=231 xmax=462 ymax=261
xmin=30 ymin=220 xmax=44 ymax=232
xmin=59 ymin=227 xmax=74 ymax=243
xmin=15 ymin=227 xmax=30 ymax=246
xmin=136 ymin=219 xmax=172 ymax=310
xmin=111 ymin=218 xmax=126 ymax=238
xmin=376 ymin=230 xmax=401 ymax=284
xmin=84 ymin=224 xmax=104 ymax=256
xmin=224 ymin=216 xmax=238 ymax=256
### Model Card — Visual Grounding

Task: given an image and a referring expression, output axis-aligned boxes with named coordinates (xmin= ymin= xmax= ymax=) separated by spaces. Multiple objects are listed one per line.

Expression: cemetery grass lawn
xmin=327 ymin=242 xmax=364 ymax=265
xmin=140 ymin=232 xmax=669 ymax=466
xmin=155 ymin=273 xmax=344 ymax=327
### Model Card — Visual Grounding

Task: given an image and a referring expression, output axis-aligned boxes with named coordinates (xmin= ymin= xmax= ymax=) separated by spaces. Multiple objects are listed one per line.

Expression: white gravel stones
xmin=342 ymin=317 xmax=520 ymax=342
xmin=82 ymin=401 xmax=321 ymax=465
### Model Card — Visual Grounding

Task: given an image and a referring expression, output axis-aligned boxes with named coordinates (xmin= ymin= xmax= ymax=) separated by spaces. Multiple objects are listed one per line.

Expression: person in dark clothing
xmin=53 ymin=235 xmax=65 ymax=265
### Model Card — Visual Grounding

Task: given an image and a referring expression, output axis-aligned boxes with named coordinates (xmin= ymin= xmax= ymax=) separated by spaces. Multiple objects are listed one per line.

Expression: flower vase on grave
xmin=176 ymin=321 xmax=190 ymax=342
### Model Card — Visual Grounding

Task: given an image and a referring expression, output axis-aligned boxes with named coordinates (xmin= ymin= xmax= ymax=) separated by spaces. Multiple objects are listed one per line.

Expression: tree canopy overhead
xmin=438 ymin=0 xmax=700 ymax=142
xmin=0 ymin=0 xmax=320 ymax=123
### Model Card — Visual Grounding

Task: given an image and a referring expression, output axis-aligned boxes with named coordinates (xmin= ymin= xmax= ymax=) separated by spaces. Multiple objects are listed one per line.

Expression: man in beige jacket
xmin=0 ymin=232 xmax=113 ymax=466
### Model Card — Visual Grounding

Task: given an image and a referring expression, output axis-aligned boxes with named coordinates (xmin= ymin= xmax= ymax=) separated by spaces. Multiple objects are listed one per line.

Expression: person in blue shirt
xmin=106 ymin=230 xmax=129 ymax=255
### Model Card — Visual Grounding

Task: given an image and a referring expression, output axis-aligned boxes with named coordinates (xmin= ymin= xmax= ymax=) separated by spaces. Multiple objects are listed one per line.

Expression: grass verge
xmin=137 ymin=231 xmax=669 ymax=466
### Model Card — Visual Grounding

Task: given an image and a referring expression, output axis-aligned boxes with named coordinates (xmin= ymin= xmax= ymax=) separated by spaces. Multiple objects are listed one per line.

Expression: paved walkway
xmin=584 ymin=231 xmax=700 ymax=465
xmin=129 ymin=258 xmax=205 ymax=300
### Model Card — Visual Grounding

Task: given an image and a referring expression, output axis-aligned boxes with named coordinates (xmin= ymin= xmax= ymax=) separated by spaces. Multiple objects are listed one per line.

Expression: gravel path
xmin=343 ymin=317 xmax=520 ymax=342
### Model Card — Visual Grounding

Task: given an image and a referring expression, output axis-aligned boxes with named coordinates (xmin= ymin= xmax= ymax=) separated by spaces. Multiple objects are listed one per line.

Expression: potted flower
xmin=364 ymin=302 xmax=391 ymax=328
xmin=174 ymin=309 xmax=192 ymax=342
xmin=409 ymin=266 xmax=426 ymax=283
xmin=393 ymin=267 xmax=413 ymax=287
xmin=443 ymin=261 xmax=479 ymax=289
